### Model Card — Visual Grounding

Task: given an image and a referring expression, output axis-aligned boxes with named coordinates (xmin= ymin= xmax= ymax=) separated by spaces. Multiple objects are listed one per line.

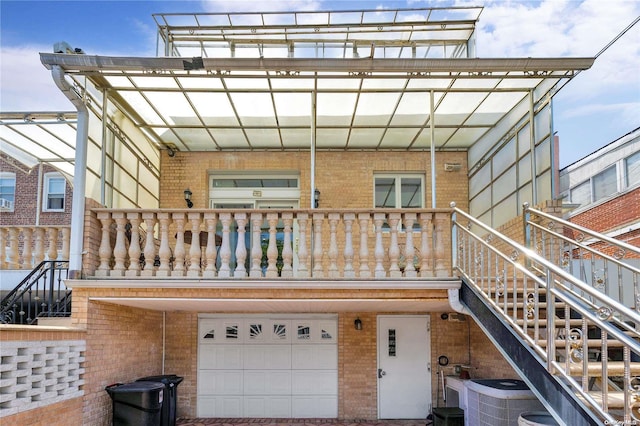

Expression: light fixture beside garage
xmin=354 ymin=317 xmax=363 ymax=330
xmin=184 ymin=188 xmax=193 ymax=208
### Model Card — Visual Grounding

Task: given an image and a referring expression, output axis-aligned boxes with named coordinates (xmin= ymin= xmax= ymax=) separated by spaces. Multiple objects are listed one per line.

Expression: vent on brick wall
xmin=448 ymin=313 xmax=467 ymax=322
xmin=0 ymin=198 xmax=13 ymax=210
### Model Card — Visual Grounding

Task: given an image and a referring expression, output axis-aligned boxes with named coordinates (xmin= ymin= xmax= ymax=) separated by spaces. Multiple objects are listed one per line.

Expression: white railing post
xmin=388 ymin=213 xmax=401 ymax=278
xmin=419 ymin=213 xmax=433 ymax=277
xmin=34 ymin=227 xmax=45 ymax=266
xmin=188 ymin=212 xmax=202 ymax=277
xmin=297 ymin=213 xmax=309 ymax=278
xmin=313 ymin=213 xmax=325 ymax=278
xmin=203 ymin=212 xmax=218 ymax=278
xmin=7 ymin=228 xmax=19 ymax=269
xmin=126 ymin=212 xmax=142 ymax=277
xmin=156 ymin=212 xmax=172 ymax=277
xmin=358 ymin=213 xmax=371 ymax=278
xmin=434 ymin=213 xmax=448 ymax=277
xmin=21 ymin=227 xmax=33 ymax=268
xmin=234 ymin=213 xmax=247 ymax=278
xmin=218 ymin=213 xmax=232 ymax=278
xmin=403 ymin=213 xmax=417 ymax=277
xmin=374 ymin=213 xmax=386 ymax=278
xmin=61 ymin=227 xmax=70 ymax=261
xmin=328 ymin=213 xmax=340 ymax=278
xmin=141 ymin=212 xmax=157 ymax=277
xmin=0 ymin=228 xmax=6 ymax=270
xmin=96 ymin=212 xmax=112 ymax=277
xmin=265 ymin=213 xmax=279 ymax=278
xmin=47 ymin=227 xmax=60 ymax=262
xmin=343 ymin=213 xmax=356 ymax=278
xmin=249 ymin=213 xmax=263 ymax=278
xmin=281 ymin=212 xmax=294 ymax=278
xmin=111 ymin=214 xmax=127 ymax=277
xmin=172 ymin=213 xmax=186 ymax=276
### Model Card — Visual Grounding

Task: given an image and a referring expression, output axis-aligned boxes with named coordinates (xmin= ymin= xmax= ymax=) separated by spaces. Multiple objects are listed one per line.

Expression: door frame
xmin=376 ymin=314 xmax=432 ymax=419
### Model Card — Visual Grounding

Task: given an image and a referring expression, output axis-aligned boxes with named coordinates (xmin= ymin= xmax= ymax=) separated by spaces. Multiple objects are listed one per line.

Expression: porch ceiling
xmin=38 ymin=53 xmax=594 ymax=155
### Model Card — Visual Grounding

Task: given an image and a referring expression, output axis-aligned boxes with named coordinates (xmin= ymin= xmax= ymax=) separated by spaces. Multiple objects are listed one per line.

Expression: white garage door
xmin=197 ymin=315 xmax=338 ymax=418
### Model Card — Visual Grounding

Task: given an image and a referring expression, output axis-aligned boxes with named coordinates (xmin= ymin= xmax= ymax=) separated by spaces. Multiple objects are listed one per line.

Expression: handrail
xmin=451 ymin=202 xmax=640 ymax=425
xmin=0 ymin=260 xmax=70 ymax=325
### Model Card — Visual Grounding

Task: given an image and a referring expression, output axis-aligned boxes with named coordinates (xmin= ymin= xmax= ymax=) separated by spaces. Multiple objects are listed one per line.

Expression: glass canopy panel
xmin=496 ymin=78 xmax=542 ymax=90
xmin=413 ymin=127 xmax=457 ymax=149
xmin=188 ymin=92 xmax=239 ymax=126
xmin=434 ymin=92 xmax=488 ymax=125
xmin=229 ymin=93 xmax=276 ymax=126
xmin=316 ymin=93 xmax=357 ymax=126
xmin=0 ymin=128 xmax=64 ymax=160
xmin=104 ymin=76 xmax=134 ymax=88
xmin=379 ymin=128 xmax=421 ymax=149
xmin=43 ymin=124 xmax=77 ymax=149
xmin=130 ymin=76 xmax=180 ymax=89
xmin=446 ymin=127 xmax=491 ymax=148
xmin=280 ymin=129 xmax=311 ymax=148
xmin=362 ymin=78 xmax=407 ymax=90
xmin=391 ymin=92 xmax=430 ymax=125
xmin=348 ymin=128 xmax=386 ymax=148
xmin=316 ymin=129 xmax=349 ymax=148
xmin=406 ymin=79 xmax=453 ymax=90
xmin=13 ymin=126 xmax=75 ymax=159
xmin=273 ymin=93 xmax=311 ymax=126
xmin=118 ymin=91 xmax=164 ymax=125
xmin=224 ymin=77 xmax=270 ymax=90
xmin=210 ymin=129 xmax=249 ymax=148
xmin=269 ymin=78 xmax=315 ymax=90
xmin=353 ymin=93 xmax=400 ymax=125
xmin=316 ymin=77 xmax=362 ymax=90
xmin=169 ymin=128 xmax=214 ymax=150
xmin=467 ymin=92 xmax=526 ymax=126
xmin=244 ymin=129 xmax=281 ymax=148
xmin=177 ymin=77 xmax=225 ymax=90
xmin=145 ymin=92 xmax=199 ymax=126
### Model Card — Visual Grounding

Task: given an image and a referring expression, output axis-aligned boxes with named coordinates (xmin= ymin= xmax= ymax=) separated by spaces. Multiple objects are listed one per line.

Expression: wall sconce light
xmin=184 ymin=188 xmax=193 ymax=208
xmin=314 ymin=188 xmax=321 ymax=208
xmin=354 ymin=317 xmax=362 ymax=330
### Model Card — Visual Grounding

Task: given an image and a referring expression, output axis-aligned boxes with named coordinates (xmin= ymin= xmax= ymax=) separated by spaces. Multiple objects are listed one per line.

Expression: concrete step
xmin=36 ymin=317 xmax=73 ymax=327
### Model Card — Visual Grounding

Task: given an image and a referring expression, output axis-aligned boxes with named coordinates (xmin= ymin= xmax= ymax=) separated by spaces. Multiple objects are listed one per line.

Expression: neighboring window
xmin=0 ymin=172 xmax=16 ymax=211
xmin=570 ymin=180 xmax=591 ymax=208
xmin=43 ymin=173 xmax=66 ymax=211
xmin=626 ymin=151 xmax=640 ymax=188
xmin=374 ymin=174 xmax=423 ymax=208
xmin=592 ymin=165 xmax=617 ymax=203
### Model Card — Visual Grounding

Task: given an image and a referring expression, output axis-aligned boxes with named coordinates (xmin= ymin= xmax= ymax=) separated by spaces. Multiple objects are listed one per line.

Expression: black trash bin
xmin=105 ymin=381 xmax=164 ymax=426
xmin=136 ymin=374 xmax=184 ymax=426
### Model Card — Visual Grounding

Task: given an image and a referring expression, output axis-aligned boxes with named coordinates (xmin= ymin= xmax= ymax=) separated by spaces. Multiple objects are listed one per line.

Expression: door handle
xmin=378 ymin=368 xmax=386 ymax=378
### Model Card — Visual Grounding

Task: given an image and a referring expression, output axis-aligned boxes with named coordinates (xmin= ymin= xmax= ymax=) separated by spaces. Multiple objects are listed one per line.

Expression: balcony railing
xmin=90 ymin=208 xmax=452 ymax=279
xmin=0 ymin=226 xmax=70 ymax=270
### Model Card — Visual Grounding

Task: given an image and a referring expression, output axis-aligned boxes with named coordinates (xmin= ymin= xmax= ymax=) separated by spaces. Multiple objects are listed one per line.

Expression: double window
xmin=43 ymin=173 xmax=66 ymax=212
xmin=374 ymin=174 xmax=423 ymax=208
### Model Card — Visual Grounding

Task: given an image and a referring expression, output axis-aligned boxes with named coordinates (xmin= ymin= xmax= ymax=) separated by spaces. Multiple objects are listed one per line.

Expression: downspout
xmin=51 ymin=65 xmax=88 ymax=279
xmin=35 ymin=163 xmax=43 ymax=226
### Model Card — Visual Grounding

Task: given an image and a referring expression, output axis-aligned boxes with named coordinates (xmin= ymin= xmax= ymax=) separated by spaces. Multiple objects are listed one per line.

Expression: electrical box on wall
xmin=448 ymin=313 xmax=467 ymax=322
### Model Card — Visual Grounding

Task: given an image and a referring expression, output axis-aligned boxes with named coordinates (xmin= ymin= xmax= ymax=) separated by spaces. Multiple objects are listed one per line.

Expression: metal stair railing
xmin=0 ymin=260 xmax=70 ymax=325
xmin=451 ymin=202 xmax=640 ymax=425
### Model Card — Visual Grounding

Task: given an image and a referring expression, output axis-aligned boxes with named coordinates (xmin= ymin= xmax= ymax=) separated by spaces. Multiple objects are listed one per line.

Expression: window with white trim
xmin=374 ymin=174 xmax=423 ymax=208
xmin=0 ymin=172 xmax=16 ymax=211
xmin=626 ymin=151 xmax=640 ymax=188
xmin=43 ymin=173 xmax=66 ymax=212
xmin=592 ymin=165 xmax=617 ymax=203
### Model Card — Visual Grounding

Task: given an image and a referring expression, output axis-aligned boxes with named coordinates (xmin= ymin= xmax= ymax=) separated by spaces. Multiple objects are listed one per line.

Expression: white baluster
xmin=434 ymin=213 xmax=448 ymax=277
xmin=403 ymin=213 xmax=417 ymax=278
xmin=96 ymin=212 xmax=112 ymax=276
xmin=327 ymin=213 xmax=340 ymax=278
xmin=7 ymin=228 xmax=19 ymax=269
xmin=234 ymin=213 xmax=247 ymax=278
xmin=141 ymin=213 xmax=157 ymax=277
xmin=203 ymin=213 xmax=218 ymax=278
xmin=187 ymin=212 xmax=202 ymax=277
xmin=156 ymin=213 xmax=172 ymax=277
xmin=313 ymin=213 xmax=324 ymax=278
xmin=358 ymin=213 xmax=371 ymax=278
xmin=172 ymin=213 xmax=186 ymax=276
xmin=111 ymin=213 xmax=127 ymax=276
xmin=249 ymin=213 xmax=263 ymax=278
xmin=419 ymin=213 xmax=433 ymax=277
xmin=22 ymin=227 xmax=33 ymax=268
xmin=296 ymin=213 xmax=309 ymax=278
xmin=47 ymin=227 xmax=59 ymax=263
xmin=374 ymin=213 xmax=386 ymax=278
xmin=343 ymin=213 xmax=355 ymax=278
xmin=388 ymin=213 xmax=401 ymax=278
xmin=218 ymin=213 xmax=232 ymax=278
xmin=126 ymin=213 xmax=141 ymax=277
xmin=265 ymin=213 xmax=279 ymax=278
xmin=34 ymin=227 xmax=45 ymax=265
xmin=61 ymin=227 xmax=70 ymax=261
xmin=281 ymin=212 xmax=294 ymax=278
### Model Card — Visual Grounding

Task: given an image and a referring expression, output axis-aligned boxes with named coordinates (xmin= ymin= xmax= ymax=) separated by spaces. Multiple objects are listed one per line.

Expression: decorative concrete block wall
xmin=0 ymin=340 xmax=85 ymax=417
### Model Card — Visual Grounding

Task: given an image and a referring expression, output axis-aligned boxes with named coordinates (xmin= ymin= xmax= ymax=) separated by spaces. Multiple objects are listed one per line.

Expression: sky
xmin=1 ymin=0 xmax=639 ymax=168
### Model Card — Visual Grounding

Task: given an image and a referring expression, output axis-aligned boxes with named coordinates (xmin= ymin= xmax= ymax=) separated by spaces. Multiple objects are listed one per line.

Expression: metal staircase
xmin=0 ymin=260 xmax=71 ymax=325
xmin=451 ymin=203 xmax=640 ymax=425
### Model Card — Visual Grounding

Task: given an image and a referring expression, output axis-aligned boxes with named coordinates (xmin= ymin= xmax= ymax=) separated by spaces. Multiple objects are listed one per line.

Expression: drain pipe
xmin=448 ymin=288 xmax=471 ymax=315
xmin=51 ymin=65 xmax=88 ymax=279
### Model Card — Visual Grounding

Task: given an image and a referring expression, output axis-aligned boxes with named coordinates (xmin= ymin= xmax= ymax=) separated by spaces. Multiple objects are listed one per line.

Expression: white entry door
xmin=377 ymin=315 xmax=431 ymax=419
